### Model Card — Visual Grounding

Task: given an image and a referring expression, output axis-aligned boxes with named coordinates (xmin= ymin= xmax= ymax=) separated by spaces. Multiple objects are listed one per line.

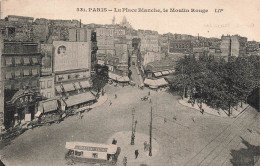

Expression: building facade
xmin=1 ymin=41 xmax=42 ymax=129
xmin=220 ymin=35 xmax=247 ymax=58
xmin=52 ymin=41 xmax=96 ymax=113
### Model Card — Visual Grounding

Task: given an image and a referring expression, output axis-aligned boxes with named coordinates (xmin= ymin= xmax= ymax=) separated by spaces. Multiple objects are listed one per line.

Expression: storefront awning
xmin=42 ymin=99 xmax=58 ymax=113
xmin=144 ymin=78 xmax=168 ymax=88
xmin=80 ymin=80 xmax=91 ymax=88
xmin=63 ymin=83 xmax=75 ymax=92
xmin=65 ymin=92 xmax=96 ymax=107
xmin=162 ymin=71 xmax=170 ymax=75
xmin=154 ymin=72 xmax=162 ymax=77
xmin=55 ymin=85 xmax=62 ymax=93
xmin=156 ymin=78 xmax=168 ymax=86
xmin=74 ymin=82 xmax=81 ymax=89
xmin=144 ymin=79 xmax=158 ymax=88
xmin=108 ymin=72 xmax=119 ymax=80
xmin=117 ymin=76 xmax=130 ymax=82
xmin=108 ymin=72 xmax=129 ymax=82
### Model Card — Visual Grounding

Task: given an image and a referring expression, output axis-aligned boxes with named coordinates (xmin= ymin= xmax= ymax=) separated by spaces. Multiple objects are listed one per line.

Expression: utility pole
xmin=149 ymin=106 xmax=152 ymax=156
xmin=131 ymin=108 xmax=136 ymax=145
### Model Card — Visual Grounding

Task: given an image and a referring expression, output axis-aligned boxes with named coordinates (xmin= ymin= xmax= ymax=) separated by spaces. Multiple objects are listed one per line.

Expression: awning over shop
xmin=108 ymin=72 xmax=129 ymax=82
xmin=63 ymin=83 xmax=75 ymax=92
xmin=23 ymin=57 xmax=30 ymax=65
xmin=74 ymin=82 xmax=81 ymax=89
xmin=108 ymin=72 xmax=119 ymax=80
xmin=144 ymin=79 xmax=158 ymax=89
xmin=117 ymin=76 xmax=130 ymax=82
xmin=65 ymin=92 xmax=96 ymax=107
xmin=80 ymin=80 xmax=91 ymax=88
xmin=156 ymin=78 xmax=168 ymax=86
xmin=55 ymin=85 xmax=62 ymax=93
xmin=144 ymin=78 xmax=168 ymax=88
xmin=162 ymin=71 xmax=170 ymax=75
xmin=154 ymin=72 xmax=162 ymax=77
xmin=41 ymin=99 xmax=58 ymax=113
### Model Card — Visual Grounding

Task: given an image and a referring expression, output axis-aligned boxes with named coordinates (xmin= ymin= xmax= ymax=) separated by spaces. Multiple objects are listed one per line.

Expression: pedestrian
xmin=148 ymin=91 xmax=150 ymax=96
xmin=78 ymin=112 xmax=82 ymax=119
xmin=114 ymin=94 xmax=117 ymax=99
xmin=135 ymin=150 xmax=139 ymax=159
xmin=201 ymin=109 xmax=204 ymax=114
xmin=192 ymin=117 xmax=195 ymax=123
xmin=112 ymin=138 xmax=117 ymax=144
xmin=149 ymin=99 xmax=152 ymax=103
xmin=109 ymin=100 xmax=112 ymax=106
xmin=122 ymin=156 xmax=127 ymax=166
xmin=144 ymin=141 xmax=147 ymax=151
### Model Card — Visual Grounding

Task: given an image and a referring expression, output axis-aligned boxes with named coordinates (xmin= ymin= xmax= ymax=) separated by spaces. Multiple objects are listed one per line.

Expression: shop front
xmin=4 ymin=89 xmax=41 ymax=129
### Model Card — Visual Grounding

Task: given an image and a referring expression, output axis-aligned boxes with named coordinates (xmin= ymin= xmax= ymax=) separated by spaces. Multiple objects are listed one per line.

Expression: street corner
xmin=107 ymin=131 xmax=159 ymax=165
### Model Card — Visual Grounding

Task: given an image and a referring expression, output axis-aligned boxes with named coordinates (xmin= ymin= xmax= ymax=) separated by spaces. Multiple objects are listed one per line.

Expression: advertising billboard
xmin=53 ymin=41 xmax=90 ymax=72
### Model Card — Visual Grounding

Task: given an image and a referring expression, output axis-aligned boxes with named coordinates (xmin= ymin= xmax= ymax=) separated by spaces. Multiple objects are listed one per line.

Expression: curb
xmin=178 ymin=100 xmax=249 ymax=118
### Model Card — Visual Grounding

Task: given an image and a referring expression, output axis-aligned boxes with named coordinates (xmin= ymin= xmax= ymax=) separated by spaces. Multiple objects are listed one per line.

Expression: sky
xmin=1 ymin=0 xmax=260 ymax=41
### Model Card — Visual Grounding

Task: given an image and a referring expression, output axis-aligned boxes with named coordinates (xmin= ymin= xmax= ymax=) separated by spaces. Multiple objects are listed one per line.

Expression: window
xmin=75 ymin=151 xmax=83 ymax=156
xmin=47 ymin=80 xmax=52 ymax=88
xmin=47 ymin=92 xmax=51 ymax=98
xmin=92 ymin=153 xmax=98 ymax=158
xmin=68 ymin=150 xmax=74 ymax=156
xmin=40 ymin=81 xmax=45 ymax=89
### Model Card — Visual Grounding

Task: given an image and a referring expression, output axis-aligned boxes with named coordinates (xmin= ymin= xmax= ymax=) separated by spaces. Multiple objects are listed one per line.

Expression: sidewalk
xmin=89 ymin=94 xmax=108 ymax=109
xmin=179 ymin=98 xmax=248 ymax=118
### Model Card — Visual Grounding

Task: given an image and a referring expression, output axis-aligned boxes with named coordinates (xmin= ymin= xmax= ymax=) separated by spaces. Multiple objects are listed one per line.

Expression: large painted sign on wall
xmin=53 ymin=41 xmax=90 ymax=72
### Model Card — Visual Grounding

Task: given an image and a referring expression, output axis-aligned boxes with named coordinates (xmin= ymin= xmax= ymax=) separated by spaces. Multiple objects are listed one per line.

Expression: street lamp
xmin=131 ymin=108 xmax=137 ymax=145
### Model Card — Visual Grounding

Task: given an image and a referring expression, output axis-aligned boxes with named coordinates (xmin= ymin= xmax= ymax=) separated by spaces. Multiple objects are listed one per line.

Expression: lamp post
xmin=149 ymin=106 xmax=153 ymax=156
xmin=131 ymin=108 xmax=136 ymax=145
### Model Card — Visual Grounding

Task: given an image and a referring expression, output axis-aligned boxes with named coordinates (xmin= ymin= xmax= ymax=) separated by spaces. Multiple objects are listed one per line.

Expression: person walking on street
xmin=109 ymin=100 xmax=112 ymax=106
xmin=78 ymin=112 xmax=82 ymax=119
xmin=144 ymin=141 xmax=147 ymax=151
xmin=114 ymin=94 xmax=117 ymax=99
xmin=122 ymin=156 xmax=127 ymax=166
xmin=148 ymin=91 xmax=150 ymax=96
xmin=135 ymin=150 xmax=139 ymax=159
